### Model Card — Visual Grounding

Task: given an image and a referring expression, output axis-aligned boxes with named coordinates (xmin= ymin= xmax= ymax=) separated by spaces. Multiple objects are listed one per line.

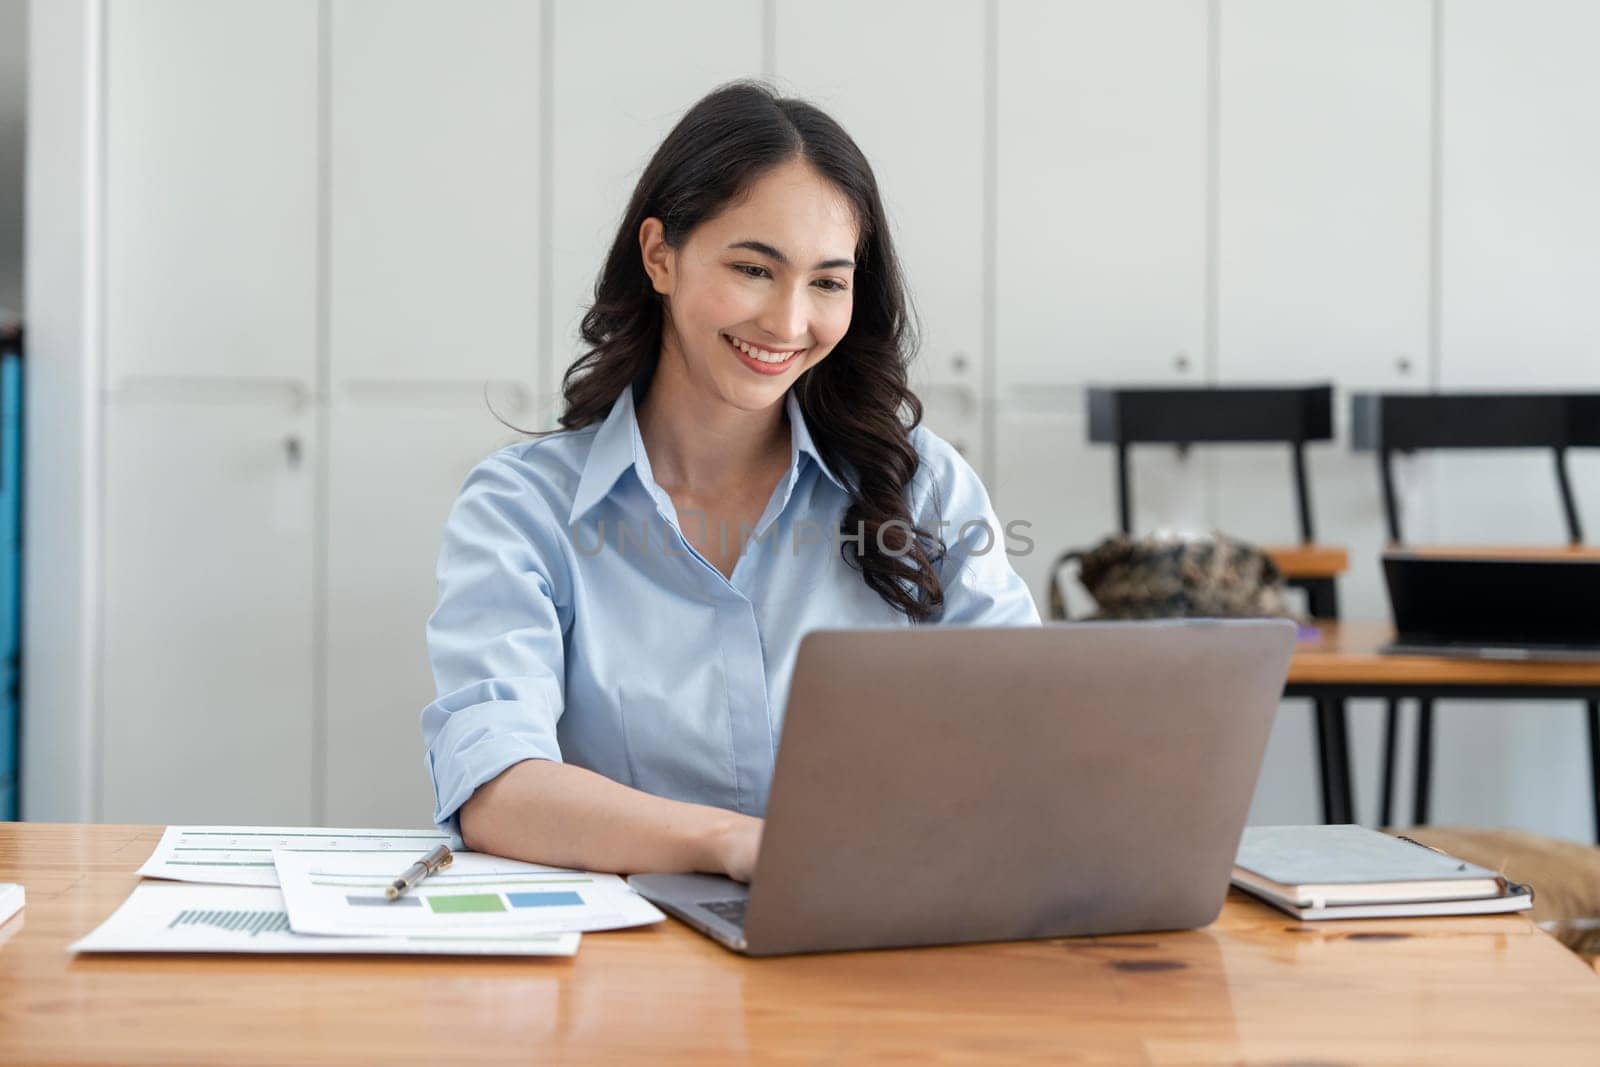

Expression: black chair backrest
xmin=1350 ymin=392 xmax=1600 ymax=545
xmin=1087 ymin=384 xmax=1335 ymax=541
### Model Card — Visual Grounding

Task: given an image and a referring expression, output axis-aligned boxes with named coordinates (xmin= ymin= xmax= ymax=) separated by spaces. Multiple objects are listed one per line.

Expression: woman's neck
xmin=635 ymin=336 xmax=790 ymax=495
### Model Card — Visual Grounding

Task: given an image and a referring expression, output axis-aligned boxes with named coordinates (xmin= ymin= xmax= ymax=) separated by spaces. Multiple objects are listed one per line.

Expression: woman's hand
xmin=706 ymin=812 xmax=764 ymax=883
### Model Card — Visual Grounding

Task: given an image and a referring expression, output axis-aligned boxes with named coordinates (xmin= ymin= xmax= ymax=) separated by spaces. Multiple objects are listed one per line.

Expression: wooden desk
xmin=1287 ymin=622 xmax=1600 ymax=834
xmin=2 ymin=824 xmax=1598 ymax=1064
xmin=1291 ymin=621 xmax=1600 ymax=691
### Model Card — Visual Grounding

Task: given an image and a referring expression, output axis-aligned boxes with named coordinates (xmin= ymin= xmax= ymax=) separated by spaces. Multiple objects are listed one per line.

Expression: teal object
xmin=0 ymin=351 xmax=19 ymax=820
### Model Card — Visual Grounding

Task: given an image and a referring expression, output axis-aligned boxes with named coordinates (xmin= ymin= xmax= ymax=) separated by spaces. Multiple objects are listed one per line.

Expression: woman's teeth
xmin=725 ymin=334 xmax=801 ymax=364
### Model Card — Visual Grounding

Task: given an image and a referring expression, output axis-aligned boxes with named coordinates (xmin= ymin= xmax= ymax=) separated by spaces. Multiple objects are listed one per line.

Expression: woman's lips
xmin=723 ymin=333 xmax=803 ymax=375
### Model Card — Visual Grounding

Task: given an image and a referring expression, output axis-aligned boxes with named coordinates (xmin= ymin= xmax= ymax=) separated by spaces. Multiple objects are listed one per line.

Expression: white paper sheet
xmin=138 ymin=826 xmax=450 ymax=886
xmin=273 ymin=849 xmax=664 ymax=937
xmin=71 ymin=883 xmax=580 ymax=956
xmin=0 ymin=882 xmax=23 ymax=926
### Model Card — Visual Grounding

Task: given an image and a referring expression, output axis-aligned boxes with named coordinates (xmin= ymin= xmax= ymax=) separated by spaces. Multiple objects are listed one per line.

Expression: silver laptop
xmin=629 ymin=619 xmax=1296 ymax=956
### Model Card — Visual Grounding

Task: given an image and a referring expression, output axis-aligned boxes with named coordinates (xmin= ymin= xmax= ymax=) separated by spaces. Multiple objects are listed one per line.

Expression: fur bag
xmin=1047 ymin=532 xmax=1297 ymax=622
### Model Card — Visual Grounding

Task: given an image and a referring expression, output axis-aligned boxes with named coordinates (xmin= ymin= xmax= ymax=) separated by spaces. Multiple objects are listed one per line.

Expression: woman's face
xmin=640 ymin=158 xmax=859 ymax=414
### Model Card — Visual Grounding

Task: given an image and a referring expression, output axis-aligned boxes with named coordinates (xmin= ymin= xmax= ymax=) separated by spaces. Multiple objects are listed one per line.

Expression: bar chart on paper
xmin=70 ymin=884 xmax=580 ymax=956
xmin=341 ymin=885 xmax=586 ymax=914
xmin=170 ymin=906 xmax=292 ymax=937
xmin=272 ymin=850 xmax=664 ymax=937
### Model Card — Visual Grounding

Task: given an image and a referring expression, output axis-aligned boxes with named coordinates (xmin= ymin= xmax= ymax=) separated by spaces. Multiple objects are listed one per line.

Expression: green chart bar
xmin=425 ymin=893 xmax=506 ymax=914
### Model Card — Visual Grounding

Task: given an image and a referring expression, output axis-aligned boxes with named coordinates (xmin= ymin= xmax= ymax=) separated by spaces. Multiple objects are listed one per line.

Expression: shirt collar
xmin=566 ymin=380 xmax=850 ymax=527
xmin=786 ymin=388 xmax=848 ymax=495
xmin=567 ymin=380 xmax=646 ymax=526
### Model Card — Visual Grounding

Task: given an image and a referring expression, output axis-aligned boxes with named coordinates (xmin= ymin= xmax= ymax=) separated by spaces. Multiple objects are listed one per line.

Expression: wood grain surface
xmin=1265 ymin=544 xmax=1350 ymax=579
xmin=2 ymin=823 xmax=1598 ymax=1063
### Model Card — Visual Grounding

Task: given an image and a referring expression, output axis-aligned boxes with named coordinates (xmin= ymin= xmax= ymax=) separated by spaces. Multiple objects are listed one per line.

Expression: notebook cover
xmin=1235 ymin=825 xmax=1499 ymax=887
xmin=1235 ymin=878 xmax=1532 ymax=921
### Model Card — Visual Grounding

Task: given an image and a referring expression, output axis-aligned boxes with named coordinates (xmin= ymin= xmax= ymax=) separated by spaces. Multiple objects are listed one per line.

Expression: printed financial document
xmin=138 ymin=826 xmax=449 ymax=886
xmin=72 ymin=883 xmax=580 ymax=956
xmin=273 ymin=849 xmax=665 ymax=937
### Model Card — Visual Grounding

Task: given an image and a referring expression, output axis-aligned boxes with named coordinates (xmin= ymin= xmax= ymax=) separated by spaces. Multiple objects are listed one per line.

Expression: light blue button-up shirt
xmin=420 ymin=378 xmax=1041 ymax=844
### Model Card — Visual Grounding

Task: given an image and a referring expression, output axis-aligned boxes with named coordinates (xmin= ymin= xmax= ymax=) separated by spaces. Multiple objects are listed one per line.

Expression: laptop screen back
xmin=1384 ymin=555 xmax=1600 ymax=646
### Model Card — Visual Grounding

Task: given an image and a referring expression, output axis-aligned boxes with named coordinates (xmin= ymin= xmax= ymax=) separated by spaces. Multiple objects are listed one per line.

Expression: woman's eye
xmin=732 ymin=263 xmax=770 ymax=279
xmin=814 ymin=279 xmax=848 ymax=293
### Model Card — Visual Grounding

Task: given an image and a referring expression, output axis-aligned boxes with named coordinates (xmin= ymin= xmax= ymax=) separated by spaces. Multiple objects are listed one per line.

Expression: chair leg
xmin=1413 ymin=699 xmax=1435 ymax=825
xmin=1313 ymin=698 xmax=1354 ymax=824
xmin=1587 ymin=701 xmax=1600 ymax=846
xmin=1312 ymin=698 xmax=1334 ymax=824
xmin=1330 ymin=698 xmax=1353 ymax=824
xmin=1380 ymin=699 xmax=1401 ymax=827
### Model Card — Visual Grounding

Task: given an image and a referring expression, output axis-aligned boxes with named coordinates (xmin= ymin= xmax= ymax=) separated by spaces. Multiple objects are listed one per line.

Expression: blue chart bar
xmin=506 ymin=891 xmax=584 ymax=909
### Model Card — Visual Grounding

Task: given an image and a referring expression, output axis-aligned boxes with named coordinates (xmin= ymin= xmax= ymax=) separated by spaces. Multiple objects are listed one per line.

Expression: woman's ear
xmin=639 ymin=218 xmax=675 ymax=296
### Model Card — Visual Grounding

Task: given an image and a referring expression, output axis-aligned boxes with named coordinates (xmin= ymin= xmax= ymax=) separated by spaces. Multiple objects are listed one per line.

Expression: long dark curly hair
xmin=553 ymin=80 xmax=945 ymax=621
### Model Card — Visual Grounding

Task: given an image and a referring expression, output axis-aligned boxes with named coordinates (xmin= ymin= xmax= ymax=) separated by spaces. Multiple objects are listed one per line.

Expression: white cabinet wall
xmin=995 ymin=0 xmax=1209 ymax=393
xmin=1215 ymin=0 xmax=1432 ymax=392
xmin=102 ymin=398 xmax=318 ymax=824
xmin=1437 ymin=0 xmax=1600 ymax=391
xmin=98 ymin=0 xmax=553 ymax=826
xmin=323 ymin=0 xmax=545 ymax=826
xmin=105 ymin=0 xmax=319 ymax=386
xmin=101 ymin=0 xmax=320 ymax=824
xmin=328 ymin=0 xmax=543 ymax=392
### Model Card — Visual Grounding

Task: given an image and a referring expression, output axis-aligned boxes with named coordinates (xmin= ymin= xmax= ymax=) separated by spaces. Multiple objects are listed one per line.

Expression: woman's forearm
xmin=457 ymin=758 xmax=759 ymax=878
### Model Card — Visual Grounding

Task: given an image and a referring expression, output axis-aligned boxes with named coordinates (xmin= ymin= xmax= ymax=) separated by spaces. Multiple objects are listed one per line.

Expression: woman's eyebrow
xmin=727 ymin=239 xmax=855 ymax=271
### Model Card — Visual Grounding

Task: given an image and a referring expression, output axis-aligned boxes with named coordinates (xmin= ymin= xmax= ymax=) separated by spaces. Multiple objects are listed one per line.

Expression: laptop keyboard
xmin=699 ymin=898 xmax=747 ymax=928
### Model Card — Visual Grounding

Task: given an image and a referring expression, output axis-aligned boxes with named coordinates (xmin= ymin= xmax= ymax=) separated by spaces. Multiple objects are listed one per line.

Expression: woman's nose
xmin=756 ymin=286 xmax=808 ymax=345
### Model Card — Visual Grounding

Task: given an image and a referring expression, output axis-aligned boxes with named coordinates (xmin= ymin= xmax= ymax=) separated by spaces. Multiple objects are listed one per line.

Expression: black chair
xmin=1352 ymin=392 xmax=1600 ymax=839
xmin=1072 ymin=384 xmax=1354 ymax=823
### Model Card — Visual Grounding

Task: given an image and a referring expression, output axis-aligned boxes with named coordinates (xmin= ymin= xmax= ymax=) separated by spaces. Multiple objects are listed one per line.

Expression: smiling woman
xmin=564 ymin=82 xmax=941 ymax=616
xmin=420 ymin=81 xmax=1039 ymax=884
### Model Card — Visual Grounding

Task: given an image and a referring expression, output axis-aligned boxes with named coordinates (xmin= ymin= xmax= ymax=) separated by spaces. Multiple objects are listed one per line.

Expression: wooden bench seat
xmin=1391 ymin=826 xmax=1600 ymax=970
xmin=1265 ymin=544 xmax=1350 ymax=581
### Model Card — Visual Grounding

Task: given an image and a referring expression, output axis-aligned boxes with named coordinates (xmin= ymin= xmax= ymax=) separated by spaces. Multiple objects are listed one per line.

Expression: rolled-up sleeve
xmin=911 ymin=427 xmax=1042 ymax=627
xmin=420 ymin=453 xmax=571 ymax=846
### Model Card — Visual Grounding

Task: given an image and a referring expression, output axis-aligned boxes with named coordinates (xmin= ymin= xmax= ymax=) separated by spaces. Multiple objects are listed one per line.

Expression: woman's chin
xmin=712 ymin=367 xmax=797 ymax=411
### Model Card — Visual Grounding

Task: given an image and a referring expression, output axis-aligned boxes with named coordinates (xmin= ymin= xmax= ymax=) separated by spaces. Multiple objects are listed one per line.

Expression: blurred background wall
xmin=19 ymin=0 xmax=1600 ymax=841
